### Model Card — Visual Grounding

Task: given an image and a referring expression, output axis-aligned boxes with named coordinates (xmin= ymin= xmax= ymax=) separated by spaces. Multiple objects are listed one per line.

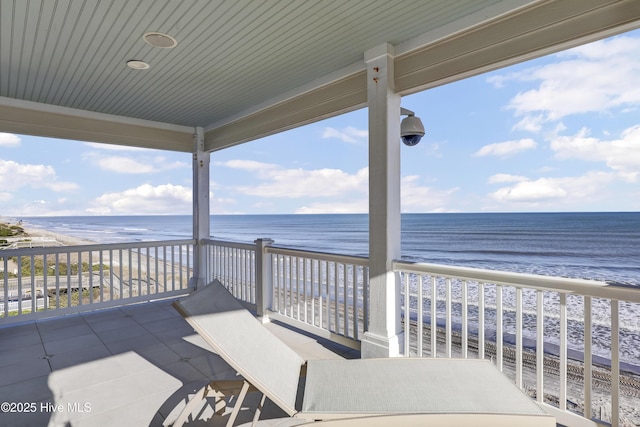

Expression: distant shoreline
xmin=0 ymin=219 xmax=97 ymax=247
xmin=22 ymin=225 xmax=97 ymax=246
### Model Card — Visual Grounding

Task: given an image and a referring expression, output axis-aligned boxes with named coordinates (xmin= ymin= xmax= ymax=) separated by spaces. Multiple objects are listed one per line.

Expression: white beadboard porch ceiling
xmin=1 ymin=0 xmax=639 ymax=152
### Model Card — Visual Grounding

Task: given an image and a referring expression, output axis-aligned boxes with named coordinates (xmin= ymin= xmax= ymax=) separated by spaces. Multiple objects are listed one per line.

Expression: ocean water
xmin=22 ymin=212 xmax=640 ymax=287
xmin=20 ymin=212 xmax=640 ymax=367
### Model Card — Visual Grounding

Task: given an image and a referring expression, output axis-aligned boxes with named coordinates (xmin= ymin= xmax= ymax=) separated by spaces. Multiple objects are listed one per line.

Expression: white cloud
xmin=0 ymin=160 xmax=78 ymax=192
xmin=322 ymin=126 xmax=368 ymax=143
xmin=0 ymin=192 xmax=11 ymax=202
xmin=87 ymin=153 xmax=189 ymax=174
xmin=211 ymin=196 xmax=241 ymax=214
xmin=0 ymin=133 xmax=21 ymax=147
xmin=491 ymin=178 xmax=567 ymax=203
xmin=401 ymin=175 xmax=459 ymax=213
xmin=487 ymin=174 xmax=528 ymax=184
xmin=221 ymin=160 xmax=368 ymax=198
xmin=550 ymin=125 xmax=640 ymax=181
xmin=489 ymin=171 xmax=615 ymax=206
xmin=218 ymin=159 xmax=278 ymax=172
xmin=296 ymin=200 xmax=368 ymax=214
xmin=87 ymin=184 xmax=191 ymax=215
xmin=494 ymin=35 xmax=640 ymax=125
xmin=96 ymin=156 xmax=156 ymax=174
xmin=512 ymin=115 xmax=544 ymax=133
xmin=219 ymin=160 xmax=458 ymax=212
xmin=474 ymin=139 xmax=537 ymax=157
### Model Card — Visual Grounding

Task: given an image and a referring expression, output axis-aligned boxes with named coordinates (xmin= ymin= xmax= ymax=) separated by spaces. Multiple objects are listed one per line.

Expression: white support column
xmin=255 ymin=238 xmax=274 ymax=321
xmin=192 ymin=127 xmax=210 ymax=290
xmin=361 ymin=43 xmax=403 ymax=358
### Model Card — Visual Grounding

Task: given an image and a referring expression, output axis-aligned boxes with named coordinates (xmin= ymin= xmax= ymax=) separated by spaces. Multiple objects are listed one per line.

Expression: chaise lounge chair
xmin=171 ymin=280 xmax=554 ymax=426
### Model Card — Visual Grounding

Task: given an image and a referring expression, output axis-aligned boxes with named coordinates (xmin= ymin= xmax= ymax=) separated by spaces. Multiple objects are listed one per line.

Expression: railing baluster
xmin=118 ymin=249 xmax=123 ymax=299
xmin=17 ymin=256 xmax=23 ymax=314
xmin=334 ymin=262 xmax=339 ymax=334
xmin=128 ymin=248 xmax=133 ymax=299
xmin=89 ymin=251 xmax=94 ymax=305
xmin=342 ymin=263 xmax=348 ymax=337
xmin=42 ymin=254 xmax=48 ymax=310
xmin=317 ymin=260 xmax=323 ymax=328
xmin=417 ymin=274 xmax=424 ymax=357
xmin=325 ymin=260 xmax=330 ymax=331
xmin=351 ymin=263 xmax=357 ymax=339
xmin=147 ymin=247 xmax=151 ymax=295
xmin=404 ymin=272 xmax=410 ymax=356
xmin=515 ymin=287 xmax=523 ymax=389
xmin=154 ymin=246 xmax=159 ymax=294
xmin=304 ymin=257 xmax=308 ymax=324
xmin=289 ymin=255 xmax=293 ymax=318
xmin=536 ymin=290 xmax=544 ymax=403
xmin=611 ymin=299 xmax=620 ymax=427
xmin=66 ymin=252 xmax=72 ymax=307
xmin=445 ymin=277 xmax=452 ymax=358
xmin=311 ymin=259 xmax=317 ymax=327
xmin=363 ymin=266 xmax=369 ymax=335
xmin=496 ymin=285 xmax=503 ymax=371
xmin=461 ymin=280 xmax=468 ymax=358
xmin=559 ymin=292 xmax=567 ymax=411
xmin=137 ymin=247 xmax=142 ymax=296
xmin=584 ymin=296 xmax=592 ymax=419
xmin=430 ymin=276 xmax=437 ymax=357
xmin=99 ymin=250 xmax=104 ymax=302
xmin=296 ymin=257 xmax=301 ymax=320
xmin=280 ymin=255 xmax=285 ymax=314
xmin=30 ymin=254 xmax=36 ymax=313
xmin=478 ymin=282 xmax=485 ymax=360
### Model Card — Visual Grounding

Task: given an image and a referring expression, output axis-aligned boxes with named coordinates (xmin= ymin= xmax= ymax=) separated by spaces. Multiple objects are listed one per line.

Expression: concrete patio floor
xmin=0 ymin=297 xmax=359 ymax=426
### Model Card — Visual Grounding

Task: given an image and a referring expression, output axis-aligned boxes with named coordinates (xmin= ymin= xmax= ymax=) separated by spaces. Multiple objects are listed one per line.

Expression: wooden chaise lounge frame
xmin=172 ymin=280 xmax=554 ymax=426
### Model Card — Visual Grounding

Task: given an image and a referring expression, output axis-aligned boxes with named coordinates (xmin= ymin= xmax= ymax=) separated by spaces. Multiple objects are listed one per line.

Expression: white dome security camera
xmin=400 ymin=108 xmax=425 ymax=146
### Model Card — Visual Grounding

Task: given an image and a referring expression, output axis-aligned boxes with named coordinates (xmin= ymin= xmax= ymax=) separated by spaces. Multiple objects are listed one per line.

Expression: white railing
xmin=266 ymin=245 xmax=368 ymax=347
xmin=203 ymin=238 xmax=368 ymax=349
xmin=8 ymin=235 xmax=636 ymax=425
xmin=394 ymin=260 xmax=640 ymax=427
xmin=204 ymin=238 xmax=257 ymax=304
xmin=0 ymin=239 xmax=194 ymax=323
xmin=206 ymin=238 xmax=640 ymax=426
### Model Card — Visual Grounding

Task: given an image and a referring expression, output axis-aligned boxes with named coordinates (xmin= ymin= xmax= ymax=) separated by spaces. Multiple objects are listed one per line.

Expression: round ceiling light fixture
xmin=127 ymin=60 xmax=150 ymax=70
xmin=143 ymin=32 xmax=178 ymax=48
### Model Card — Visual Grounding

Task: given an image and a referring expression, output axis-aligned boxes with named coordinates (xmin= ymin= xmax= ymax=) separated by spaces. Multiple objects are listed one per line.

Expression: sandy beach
xmin=22 ymin=225 xmax=97 ymax=246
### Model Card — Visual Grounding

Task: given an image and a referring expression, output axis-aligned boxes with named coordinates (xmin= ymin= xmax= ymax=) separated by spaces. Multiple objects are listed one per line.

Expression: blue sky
xmin=1 ymin=30 xmax=639 ymax=216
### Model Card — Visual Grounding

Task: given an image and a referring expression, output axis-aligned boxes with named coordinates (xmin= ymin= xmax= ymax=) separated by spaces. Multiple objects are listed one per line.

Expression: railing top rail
xmin=204 ymin=238 xmax=256 ymax=251
xmin=0 ymin=239 xmax=196 ymax=257
xmin=267 ymin=245 xmax=369 ymax=266
xmin=394 ymin=259 xmax=640 ymax=304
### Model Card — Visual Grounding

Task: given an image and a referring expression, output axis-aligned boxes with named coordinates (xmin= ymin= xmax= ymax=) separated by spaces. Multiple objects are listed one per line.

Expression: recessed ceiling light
xmin=143 ymin=32 xmax=177 ymax=48
xmin=127 ymin=60 xmax=150 ymax=70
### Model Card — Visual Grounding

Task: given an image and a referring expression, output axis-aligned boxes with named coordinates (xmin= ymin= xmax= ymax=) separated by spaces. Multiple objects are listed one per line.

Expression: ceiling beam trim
xmin=0 ymin=97 xmax=194 ymax=152
xmin=395 ymin=0 xmax=640 ymax=95
xmin=204 ymin=71 xmax=367 ymax=152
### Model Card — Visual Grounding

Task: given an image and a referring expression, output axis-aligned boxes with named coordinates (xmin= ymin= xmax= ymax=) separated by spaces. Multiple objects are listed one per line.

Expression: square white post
xmin=361 ymin=44 xmax=403 ymax=358
xmin=255 ymin=238 xmax=274 ymax=321
xmin=192 ymin=126 xmax=210 ymax=290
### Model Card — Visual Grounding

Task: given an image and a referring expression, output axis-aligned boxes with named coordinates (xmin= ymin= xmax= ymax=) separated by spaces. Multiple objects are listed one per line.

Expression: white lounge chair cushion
xmin=301 ymin=358 xmax=549 ymax=418
xmin=174 ymin=280 xmax=305 ymax=415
